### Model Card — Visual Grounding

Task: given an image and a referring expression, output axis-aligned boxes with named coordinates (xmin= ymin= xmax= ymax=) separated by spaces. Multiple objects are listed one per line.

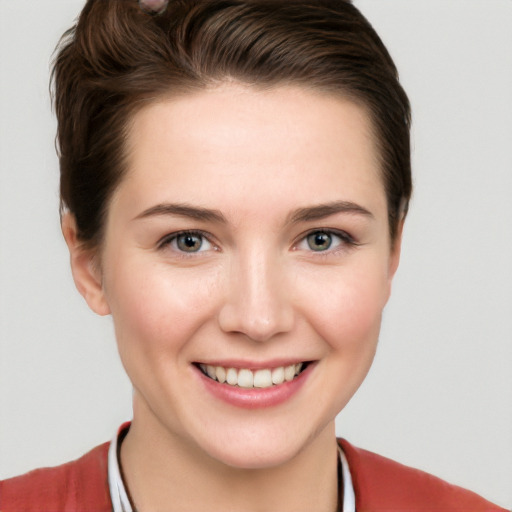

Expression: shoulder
xmin=0 ymin=442 xmax=112 ymax=512
xmin=339 ymin=439 xmax=507 ymax=512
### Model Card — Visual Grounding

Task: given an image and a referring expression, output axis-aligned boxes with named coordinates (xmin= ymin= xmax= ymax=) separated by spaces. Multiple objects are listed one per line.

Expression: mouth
xmin=195 ymin=362 xmax=311 ymax=389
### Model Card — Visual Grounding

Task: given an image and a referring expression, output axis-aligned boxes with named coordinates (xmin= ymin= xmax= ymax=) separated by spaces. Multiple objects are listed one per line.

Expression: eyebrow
xmin=133 ymin=203 xmax=227 ymax=223
xmin=133 ymin=200 xmax=373 ymax=225
xmin=287 ymin=200 xmax=374 ymax=224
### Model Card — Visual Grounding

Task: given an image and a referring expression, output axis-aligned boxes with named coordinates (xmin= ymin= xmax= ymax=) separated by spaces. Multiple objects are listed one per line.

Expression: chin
xmin=191 ymin=419 xmax=329 ymax=471
xmin=204 ymin=438 xmax=303 ymax=470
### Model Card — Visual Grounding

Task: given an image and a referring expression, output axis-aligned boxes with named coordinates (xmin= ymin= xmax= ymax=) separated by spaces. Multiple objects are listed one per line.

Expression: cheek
xmin=105 ymin=262 xmax=223 ymax=362
xmin=286 ymin=260 xmax=390 ymax=422
xmin=299 ymin=260 xmax=390 ymax=352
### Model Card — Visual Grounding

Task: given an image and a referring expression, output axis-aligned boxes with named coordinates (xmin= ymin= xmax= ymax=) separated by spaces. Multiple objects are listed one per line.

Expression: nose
xmin=217 ymin=250 xmax=294 ymax=342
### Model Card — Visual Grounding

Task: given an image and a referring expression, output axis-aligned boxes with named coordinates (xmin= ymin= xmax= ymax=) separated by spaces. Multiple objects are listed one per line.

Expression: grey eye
xmin=306 ymin=232 xmax=333 ymax=251
xmin=176 ymin=233 xmax=204 ymax=252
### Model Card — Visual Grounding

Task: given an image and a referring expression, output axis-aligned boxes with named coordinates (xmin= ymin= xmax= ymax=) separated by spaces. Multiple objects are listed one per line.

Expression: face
xmin=69 ymin=84 xmax=400 ymax=469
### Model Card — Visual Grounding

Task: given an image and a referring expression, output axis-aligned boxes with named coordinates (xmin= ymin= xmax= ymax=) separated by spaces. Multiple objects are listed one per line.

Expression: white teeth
xmin=215 ymin=366 xmax=226 ymax=384
xmin=238 ymin=369 xmax=254 ymax=388
xmin=271 ymin=366 xmax=285 ymax=385
xmin=284 ymin=364 xmax=296 ymax=382
xmin=206 ymin=365 xmax=216 ymax=380
xmin=253 ymin=369 xmax=272 ymax=388
xmin=199 ymin=362 xmax=306 ymax=388
xmin=226 ymin=367 xmax=238 ymax=386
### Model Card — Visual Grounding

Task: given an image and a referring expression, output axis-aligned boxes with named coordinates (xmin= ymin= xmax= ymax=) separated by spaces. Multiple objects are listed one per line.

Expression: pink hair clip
xmin=139 ymin=0 xmax=169 ymax=15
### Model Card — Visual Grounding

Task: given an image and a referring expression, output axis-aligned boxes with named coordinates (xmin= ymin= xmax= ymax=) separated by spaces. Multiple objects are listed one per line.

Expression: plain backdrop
xmin=0 ymin=0 xmax=511 ymax=508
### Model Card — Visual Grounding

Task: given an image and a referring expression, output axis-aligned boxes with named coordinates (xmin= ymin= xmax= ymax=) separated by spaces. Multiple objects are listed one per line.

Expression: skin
xmin=63 ymin=84 xmax=402 ymax=512
xmin=139 ymin=0 xmax=168 ymax=14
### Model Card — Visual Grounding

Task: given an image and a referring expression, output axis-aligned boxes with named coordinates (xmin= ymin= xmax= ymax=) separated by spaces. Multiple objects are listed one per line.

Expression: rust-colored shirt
xmin=0 ymin=436 xmax=507 ymax=511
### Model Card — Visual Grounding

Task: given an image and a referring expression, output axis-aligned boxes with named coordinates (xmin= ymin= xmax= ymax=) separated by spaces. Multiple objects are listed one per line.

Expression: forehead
xmin=118 ymin=84 xmax=385 ymax=218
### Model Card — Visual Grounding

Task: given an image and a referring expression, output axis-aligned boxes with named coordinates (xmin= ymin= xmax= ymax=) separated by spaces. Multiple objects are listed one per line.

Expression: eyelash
xmin=293 ymin=228 xmax=359 ymax=256
xmin=157 ymin=230 xmax=216 ymax=255
xmin=157 ymin=229 xmax=358 ymax=256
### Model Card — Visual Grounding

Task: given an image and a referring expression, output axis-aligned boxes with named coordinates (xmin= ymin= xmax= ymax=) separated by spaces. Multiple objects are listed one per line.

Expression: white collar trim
xmin=108 ymin=426 xmax=133 ymax=512
xmin=338 ymin=444 xmax=356 ymax=512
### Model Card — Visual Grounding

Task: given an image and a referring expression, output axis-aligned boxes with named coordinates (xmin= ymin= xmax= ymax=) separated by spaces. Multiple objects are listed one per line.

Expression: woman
xmin=0 ymin=0 xmax=509 ymax=510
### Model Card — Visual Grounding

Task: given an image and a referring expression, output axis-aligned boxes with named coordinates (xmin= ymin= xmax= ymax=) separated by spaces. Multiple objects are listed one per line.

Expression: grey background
xmin=1 ymin=0 xmax=511 ymax=508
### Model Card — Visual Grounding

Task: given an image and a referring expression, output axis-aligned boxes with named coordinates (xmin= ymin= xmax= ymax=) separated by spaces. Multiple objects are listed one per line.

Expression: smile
xmin=198 ymin=363 xmax=307 ymax=389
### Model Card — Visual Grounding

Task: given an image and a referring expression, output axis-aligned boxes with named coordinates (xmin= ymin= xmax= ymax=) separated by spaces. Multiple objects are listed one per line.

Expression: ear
xmin=61 ymin=213 xmax=111 ymax=316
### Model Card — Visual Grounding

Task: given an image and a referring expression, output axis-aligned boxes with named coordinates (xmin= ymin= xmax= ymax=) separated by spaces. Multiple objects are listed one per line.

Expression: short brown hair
xmin=51 ymin=0 xmax=411 ymax=248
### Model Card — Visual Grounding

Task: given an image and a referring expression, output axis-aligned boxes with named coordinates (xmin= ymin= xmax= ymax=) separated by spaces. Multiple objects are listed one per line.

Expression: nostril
xmin=217 ymin=264 xmax=295 ymax=341
xmin=218 ymin=305 xmax=295 ymax=343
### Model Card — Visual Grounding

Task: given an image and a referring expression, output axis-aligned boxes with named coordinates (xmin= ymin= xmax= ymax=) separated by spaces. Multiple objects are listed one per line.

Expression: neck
xmin=120 ymin=402 xmax=339 ymax=512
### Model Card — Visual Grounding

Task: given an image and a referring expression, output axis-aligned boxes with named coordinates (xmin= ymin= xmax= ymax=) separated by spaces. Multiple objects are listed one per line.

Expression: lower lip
xmin=195 ymin=363 xmax=315 ymax=409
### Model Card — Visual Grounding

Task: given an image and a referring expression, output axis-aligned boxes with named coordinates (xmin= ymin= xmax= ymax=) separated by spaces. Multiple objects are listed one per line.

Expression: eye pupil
xmin=177 ymin=234 xmax=202 ymax=252
xmin=307 ymin=232 xmax=332 ymax=251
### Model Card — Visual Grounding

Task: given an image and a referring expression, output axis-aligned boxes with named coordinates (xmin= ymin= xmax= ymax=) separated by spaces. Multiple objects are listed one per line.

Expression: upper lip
xmin=193 ymin=359 xmax=314 ymax=370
